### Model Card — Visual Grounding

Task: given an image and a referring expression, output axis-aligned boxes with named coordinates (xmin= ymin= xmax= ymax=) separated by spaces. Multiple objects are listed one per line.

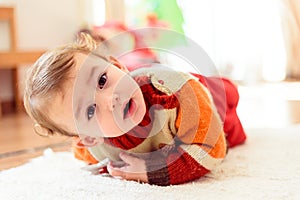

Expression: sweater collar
xmin=104 ymin=75 xmax=179 ymax=150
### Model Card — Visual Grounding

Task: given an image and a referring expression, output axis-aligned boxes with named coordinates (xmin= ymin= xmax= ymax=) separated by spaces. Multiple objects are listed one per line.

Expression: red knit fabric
xmin=192 ymin=73 xmax=247 ymax=148
xmin=167 ymin=149 xmax=210 ymax=185
xmin=73 ymin=72 xmax=246 ymax=186
xmin=104 ymin=77 xmax=179 ymax=150
xmin=105 ymin=74 xmax=246 ymax=185
xmin=105 ymin=75 xmax=224 ymax=185
xmin=103 ymin=107 xmax=151 ymax=150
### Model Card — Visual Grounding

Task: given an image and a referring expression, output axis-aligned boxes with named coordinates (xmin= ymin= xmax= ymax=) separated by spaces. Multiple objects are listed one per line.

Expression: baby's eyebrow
xmin=75 ymin=98 xmax=83 ymax=120
xmin=91 ymin=52 xmax=110 ymax=63
xmin=87 ymin=66 xmax=98 ymax=85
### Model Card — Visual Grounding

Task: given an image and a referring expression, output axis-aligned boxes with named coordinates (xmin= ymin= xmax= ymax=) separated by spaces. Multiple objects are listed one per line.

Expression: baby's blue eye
xmin=87 ymin=104 xmax=96 ymax=120
xmin=98 ymin=73 xmax=107 ymax=89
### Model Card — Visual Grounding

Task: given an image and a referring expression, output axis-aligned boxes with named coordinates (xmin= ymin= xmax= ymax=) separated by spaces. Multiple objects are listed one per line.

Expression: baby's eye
xmin=98 ymin=73 xmax=107 ymax=89
xmin=87 ymin=104 xmax=96 ymax=120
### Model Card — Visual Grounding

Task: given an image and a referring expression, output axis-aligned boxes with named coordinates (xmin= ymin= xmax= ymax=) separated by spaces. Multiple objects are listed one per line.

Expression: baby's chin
xmin=104 ymin=121 xmax=142 ymax=138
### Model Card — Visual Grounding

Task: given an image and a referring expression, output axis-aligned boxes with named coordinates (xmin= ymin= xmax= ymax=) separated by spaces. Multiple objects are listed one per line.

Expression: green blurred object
xmin=149 ymin=0 xmax=185 ymax=34
xmin=128 ymin=0 xmax=187 ymax=48
xmin=145 ymin=0 xmax=186 ymax=48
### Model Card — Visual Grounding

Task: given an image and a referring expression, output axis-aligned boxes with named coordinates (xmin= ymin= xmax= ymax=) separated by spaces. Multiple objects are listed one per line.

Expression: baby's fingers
xmin=107 ymin=162 xmax=148 ymax=183
xmin=107 ymin=162 xmax=127 ymax=179
xmin=119 ymin=152 xmax=138 ymax=165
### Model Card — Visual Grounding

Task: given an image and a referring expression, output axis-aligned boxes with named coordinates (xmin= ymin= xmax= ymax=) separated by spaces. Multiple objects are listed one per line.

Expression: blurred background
xmin=0 ymin=0 xmax=299 ymax=169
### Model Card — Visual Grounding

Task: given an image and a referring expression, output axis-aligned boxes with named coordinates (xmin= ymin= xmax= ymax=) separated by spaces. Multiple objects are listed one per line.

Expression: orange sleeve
xmin=72 ymin=137 xmax=98 ymax=164
xmin=175 ymin=79 xmax=226 ymax=158
xmin=147 ymin=79 xmax=227 ymax=185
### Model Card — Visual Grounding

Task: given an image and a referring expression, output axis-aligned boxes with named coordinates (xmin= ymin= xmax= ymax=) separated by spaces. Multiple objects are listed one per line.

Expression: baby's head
xmin=24 ymin=33 xmax=146 ymax=146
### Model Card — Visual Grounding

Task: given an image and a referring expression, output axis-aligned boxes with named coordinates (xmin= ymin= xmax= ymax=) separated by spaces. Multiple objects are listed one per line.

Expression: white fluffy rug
xmin=1 ymin=127 xmax=300 ymax=200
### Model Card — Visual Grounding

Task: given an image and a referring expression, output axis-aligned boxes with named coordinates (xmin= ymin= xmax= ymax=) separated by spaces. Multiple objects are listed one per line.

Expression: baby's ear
xmin=109 ymin=56 xmax=129 ymax=72
xmin=34 ymin=124 xmax=50 ymax=137
xmin=79 ymin=135 xmax=104 ymax=147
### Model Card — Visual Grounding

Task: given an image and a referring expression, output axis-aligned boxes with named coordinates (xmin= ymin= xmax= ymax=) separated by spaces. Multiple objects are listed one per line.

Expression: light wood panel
xmin=0 ymin=51 xmax=45 ymax=67
xmin=0 ymin=7 xmax=45 ymax=114
xmin=0 ymin=7 xmax=16 ymax=50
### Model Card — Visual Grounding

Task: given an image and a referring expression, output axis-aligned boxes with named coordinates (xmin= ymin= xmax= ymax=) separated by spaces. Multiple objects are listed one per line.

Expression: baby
xmin=24 ymin=33 xmax=246 ymax=186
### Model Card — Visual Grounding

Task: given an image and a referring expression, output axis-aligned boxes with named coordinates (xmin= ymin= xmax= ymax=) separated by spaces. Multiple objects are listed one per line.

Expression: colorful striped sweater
xmin=73 ymin=67 xmax=241 ymax=186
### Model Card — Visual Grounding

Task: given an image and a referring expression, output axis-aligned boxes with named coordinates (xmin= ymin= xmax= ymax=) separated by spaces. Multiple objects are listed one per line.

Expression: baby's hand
xmin=107 ymin=152 xmax=148 ymax=183
xmin=81 ymin=158 xmax=110 ymax=175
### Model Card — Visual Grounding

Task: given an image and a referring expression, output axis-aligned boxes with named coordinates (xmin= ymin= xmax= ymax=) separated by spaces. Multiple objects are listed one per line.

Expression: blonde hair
xmin=24 ymin=33 xmax=100 ymax=137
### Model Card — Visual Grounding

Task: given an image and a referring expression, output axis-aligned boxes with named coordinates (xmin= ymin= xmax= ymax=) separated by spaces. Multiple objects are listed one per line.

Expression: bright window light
xmin=92 ymin=0 xmax=106 ymax=26
xmin=178 ymin=0 xmax=286 ymax=82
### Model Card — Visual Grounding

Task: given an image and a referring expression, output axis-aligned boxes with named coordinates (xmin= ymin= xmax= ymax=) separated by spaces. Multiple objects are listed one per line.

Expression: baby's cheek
xmin=97 ymin=113 xmax=118 ymax=137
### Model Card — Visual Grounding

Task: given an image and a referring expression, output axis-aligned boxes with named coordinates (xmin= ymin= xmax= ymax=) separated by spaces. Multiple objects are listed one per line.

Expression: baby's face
xmin=49 ymin=53 xmax=146 ymax=143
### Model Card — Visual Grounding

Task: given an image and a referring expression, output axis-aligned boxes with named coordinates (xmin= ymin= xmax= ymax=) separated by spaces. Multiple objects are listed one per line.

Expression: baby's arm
xmin=107 ymin=133 xmax=226 ymax=186
xmin=145 ymin=79 xmax=227 ymax=185
xmin=150 ymin=79 xmax=226 ymax=185
xmin=145 ymin=137 xmax=226 ymax=185
xmin=108 ymin=79 xmax=227 ymax=186
xmin=107 ymin=152 xmax=148 ymax=183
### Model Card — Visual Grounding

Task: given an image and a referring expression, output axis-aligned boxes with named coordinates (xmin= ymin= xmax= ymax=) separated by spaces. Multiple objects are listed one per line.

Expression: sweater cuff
xmin=145 ymin=152 xmax=170 ymax=186
xmin=146 ymin=166 xmax=170 ymax=186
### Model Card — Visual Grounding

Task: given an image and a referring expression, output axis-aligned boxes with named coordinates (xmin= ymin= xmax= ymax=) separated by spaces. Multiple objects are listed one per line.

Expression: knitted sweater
xmin=74 ymin=67 xmax=228 ymax=186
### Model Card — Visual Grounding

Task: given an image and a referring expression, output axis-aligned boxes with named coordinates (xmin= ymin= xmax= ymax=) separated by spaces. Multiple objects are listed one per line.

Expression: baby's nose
xmin=107 ymin=94 xmax=119 ymax=111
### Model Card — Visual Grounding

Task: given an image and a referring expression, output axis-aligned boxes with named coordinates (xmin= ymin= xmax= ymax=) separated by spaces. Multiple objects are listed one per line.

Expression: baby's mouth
xmin=123 ymin=99 xmax=132 ymax=119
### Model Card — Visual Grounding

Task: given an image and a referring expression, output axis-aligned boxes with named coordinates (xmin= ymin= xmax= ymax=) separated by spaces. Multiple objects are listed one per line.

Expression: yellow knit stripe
xmin=180 ymin=144 xmax=224 ymax=170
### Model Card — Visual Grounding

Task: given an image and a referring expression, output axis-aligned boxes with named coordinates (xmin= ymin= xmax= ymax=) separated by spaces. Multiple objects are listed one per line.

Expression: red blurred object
xmin=91 ymin=21 xmax=159 ymax=71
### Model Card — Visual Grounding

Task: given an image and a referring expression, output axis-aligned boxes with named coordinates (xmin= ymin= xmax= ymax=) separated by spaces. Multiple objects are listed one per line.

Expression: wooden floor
xmin=0 ymin=113 xmax=72 ymax=170
xmin=1 ymin=82 xmax=300 ymax=171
